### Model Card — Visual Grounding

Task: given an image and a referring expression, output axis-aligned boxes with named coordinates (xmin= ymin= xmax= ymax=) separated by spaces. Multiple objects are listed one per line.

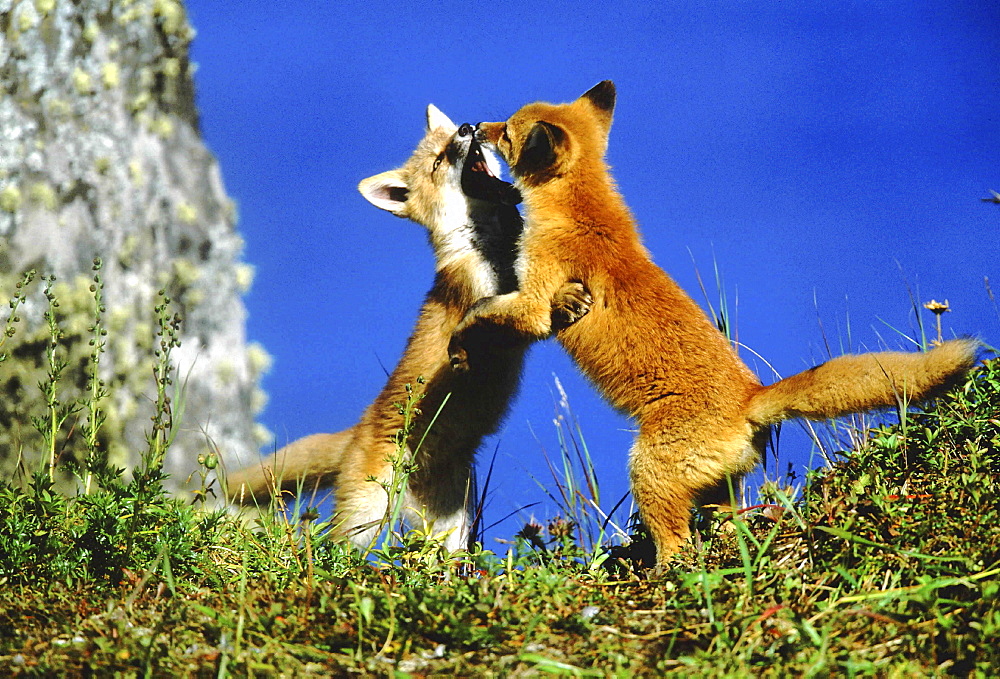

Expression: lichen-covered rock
xmin=0 ymin=0 xmax=268 ymax=494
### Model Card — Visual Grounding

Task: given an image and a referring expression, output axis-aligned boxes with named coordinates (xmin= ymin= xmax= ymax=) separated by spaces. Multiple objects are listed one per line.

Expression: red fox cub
xmin=452 ymin=81 xmax=978 ymax=567
xmin=227 ymin=105 xmax=589 ymax=551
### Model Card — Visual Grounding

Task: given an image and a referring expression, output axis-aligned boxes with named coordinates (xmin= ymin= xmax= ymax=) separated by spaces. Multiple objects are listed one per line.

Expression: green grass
xmin=0 ymin=275 xmax=998 ymax=676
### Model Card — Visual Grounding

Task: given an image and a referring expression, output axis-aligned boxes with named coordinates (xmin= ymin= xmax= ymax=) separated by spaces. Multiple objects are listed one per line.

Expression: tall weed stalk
xmin=0 ymin=269 xmax=35 ymax=366
xmin=33 ymin=275 xmax=79 ymax=482
xmin=83 ymin=259 xmax=109 ymax=493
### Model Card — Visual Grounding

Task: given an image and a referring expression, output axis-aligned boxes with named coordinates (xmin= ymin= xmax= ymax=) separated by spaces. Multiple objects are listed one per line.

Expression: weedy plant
xmin=35 ymin=274 xmax=78 ymax=483
xmin=515 ymin=375 xmax=632 ymax=572
xmin=0 ymin=268 xmax=228 ymax=588
xmin=82 ymin=260 xmax=109 ymax=494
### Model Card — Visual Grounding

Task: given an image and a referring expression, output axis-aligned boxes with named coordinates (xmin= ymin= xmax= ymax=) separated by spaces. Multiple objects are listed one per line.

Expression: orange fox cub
xmin=227 ymin=105 xmax=589 ymax=551
xmin=454 ymin=80 xmax=979 ymax=567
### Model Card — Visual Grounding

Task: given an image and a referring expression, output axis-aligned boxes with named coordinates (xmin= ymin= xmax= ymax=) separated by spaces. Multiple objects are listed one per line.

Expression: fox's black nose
xmin=457 ymin=123 xmax=474 ymax=138
xmin=473 ymin=125 xmax=487 ymax=143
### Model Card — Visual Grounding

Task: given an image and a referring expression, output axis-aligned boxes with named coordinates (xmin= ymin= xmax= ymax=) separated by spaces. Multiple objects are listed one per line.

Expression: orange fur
xmin=454 ymin=81 xmax=978 ymax=567
xmin=227 ymin=107 xmax=590 ymax=551
xmin=226 ymin=432 xmax=352 ymax=505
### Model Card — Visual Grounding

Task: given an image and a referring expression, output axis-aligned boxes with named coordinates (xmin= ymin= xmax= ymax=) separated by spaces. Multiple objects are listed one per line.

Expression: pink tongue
xmin=474 ymin=160 xmax=495 ymax=177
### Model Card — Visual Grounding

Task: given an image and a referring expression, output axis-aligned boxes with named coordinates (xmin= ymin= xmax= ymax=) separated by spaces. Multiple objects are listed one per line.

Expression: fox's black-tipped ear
xmin=580 ymin=80 xmax=616 ymax=138
xmin=582 ymin=80 xmax=616 ymax=114
xmin=358 ymin=171 xmax=409 ymax=216
xmin=517 ymin=121 xmax=565 ymax=178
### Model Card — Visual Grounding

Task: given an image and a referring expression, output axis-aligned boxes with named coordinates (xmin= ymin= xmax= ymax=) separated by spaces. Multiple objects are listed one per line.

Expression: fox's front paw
xmin=551 ymin=280 xmax=592 ymax=330
xmin=448 ymin=332 xmax=470 ymax=373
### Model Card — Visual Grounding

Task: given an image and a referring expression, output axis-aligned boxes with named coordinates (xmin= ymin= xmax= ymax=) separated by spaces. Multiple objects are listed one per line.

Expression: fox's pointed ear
xmin=517 ymin=121 xmax=565 ymax=177
xmin=358 ymin=171 xmax=409 ymax=216
xmin=579 ymin=80 xmax=616 ymax=136
xmin=426 ymin=104 xmax=457 ymax=133
xmin=581 ymin=81 xmax=616 ymax=114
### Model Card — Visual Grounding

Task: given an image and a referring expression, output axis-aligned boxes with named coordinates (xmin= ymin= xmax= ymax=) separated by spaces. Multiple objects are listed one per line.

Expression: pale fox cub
xmin=227 ymin=106 xmax=589 ymax=551
xmin=453 ymin=81 xmax=979 ymax=567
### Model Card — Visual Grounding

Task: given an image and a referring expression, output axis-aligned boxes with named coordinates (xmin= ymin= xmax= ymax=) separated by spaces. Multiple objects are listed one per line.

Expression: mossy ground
xmin=0 ymin=278 xmax=997 ymax=676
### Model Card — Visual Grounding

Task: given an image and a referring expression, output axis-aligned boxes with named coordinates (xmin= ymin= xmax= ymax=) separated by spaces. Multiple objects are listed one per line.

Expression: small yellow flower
xmin=923 ymin=299 xmax=950 ymax=315
xmin=923 ymin=299 xmax=950 ymax=345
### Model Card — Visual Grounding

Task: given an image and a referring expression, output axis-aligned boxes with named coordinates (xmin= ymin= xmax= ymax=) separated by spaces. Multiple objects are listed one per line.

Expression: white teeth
xmin=480 ymin=146 xmax=504 ymax=179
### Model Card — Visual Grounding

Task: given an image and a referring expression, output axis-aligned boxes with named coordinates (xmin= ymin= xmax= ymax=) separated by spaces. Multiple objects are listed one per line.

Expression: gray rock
xmin=0 ymin=0 xmax=267 ymax=494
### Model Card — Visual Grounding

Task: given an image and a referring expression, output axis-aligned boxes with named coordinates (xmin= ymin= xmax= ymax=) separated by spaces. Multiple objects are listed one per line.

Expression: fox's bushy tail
xmin=225 ymin=430 xmax=353 ymax=505
xmin=746 ymin=338 xmax=979 ymax=426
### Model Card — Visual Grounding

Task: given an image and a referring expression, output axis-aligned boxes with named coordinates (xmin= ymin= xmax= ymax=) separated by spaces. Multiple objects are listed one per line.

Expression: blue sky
xmin=185 ymin=1 xmax=998 ymax=544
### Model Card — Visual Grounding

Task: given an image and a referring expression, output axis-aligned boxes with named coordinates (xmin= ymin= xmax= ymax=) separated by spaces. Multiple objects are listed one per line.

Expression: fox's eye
xmin=433 ymin=152 xmax=445 ymax=172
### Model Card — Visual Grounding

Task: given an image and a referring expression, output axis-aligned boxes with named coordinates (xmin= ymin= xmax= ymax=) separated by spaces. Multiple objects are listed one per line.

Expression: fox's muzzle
xmin=474 ymin=122 xmax=502 ymax=146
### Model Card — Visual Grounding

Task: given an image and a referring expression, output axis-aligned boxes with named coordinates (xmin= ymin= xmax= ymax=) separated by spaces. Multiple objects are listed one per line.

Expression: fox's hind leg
xmin=408 ymin=461 xmax=475 ymax=552
xmin=332 ymin=462 xmax=395 ymax=549
xmin=629 ymin=437 xmax=746 ymax=568
xmin=421 ymin=505 xmax=472 ymax=552
xmin=629 ymin=447 xmax=698 ymax=567
xmin=631 ymin=430 xmax=765 ymax=566
xmin=693 ymin=428 xmax=766 ymax=534
xmin=334 ymin=458 xmax=474 ymax=552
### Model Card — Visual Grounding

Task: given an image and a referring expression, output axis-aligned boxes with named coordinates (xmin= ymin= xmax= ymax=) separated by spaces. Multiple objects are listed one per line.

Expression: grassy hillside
xmin=0 ymin=278 xmax=997 ymax=676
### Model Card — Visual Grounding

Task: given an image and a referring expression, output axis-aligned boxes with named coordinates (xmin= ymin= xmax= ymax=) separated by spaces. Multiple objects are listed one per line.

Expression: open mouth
xmin=461 ymin=139 xmax=522 ymax=206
